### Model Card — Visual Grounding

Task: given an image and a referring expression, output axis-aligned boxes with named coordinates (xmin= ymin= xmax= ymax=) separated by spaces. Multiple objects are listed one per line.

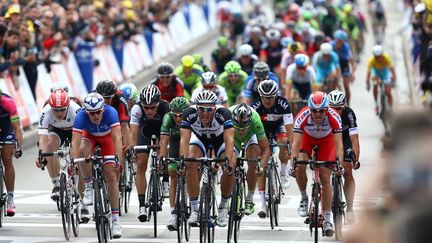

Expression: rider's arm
xmin=285 ymin=65 xmax=294 ymax=100
xmin=129 ymin=104 xmax=142 ymax=147
xmin=179 ymin=128 xmax=191 ymax=158
xmin=4 ymin=98 xmax=22 ymax=147
xmin=258 ymin=137 xmax=270 ymax=167
xmin=291 ymin=132 xmax=302 ymax=161
xmin=347 ymin=109 xmax=360 ymax=161
xmin=223 ymin=127 xmax=236 ymax=168
xmin=117 ymin=98 xmax=131 ymax=149
xmin=334 ymin=132 xmax=344 ymax=162
xmin=111 ymin=125 xmax=124 ymax=164
xmin=241 ymin=76 xmax=254 ymax=104
xmin=11 ymin=119 xmax=23 ymax=148
xmin=70 ymin=131 xmax=82 ymax=159
xmin=159 ymin=113 xmax=172 ymax=158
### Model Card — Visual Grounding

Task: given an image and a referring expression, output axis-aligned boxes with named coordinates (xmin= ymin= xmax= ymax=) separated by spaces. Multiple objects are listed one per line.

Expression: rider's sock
xmin=346 ymin=201 xmax=354 ymax=212
xmin=246 ymin=191 xmax=254 ymax=202
xmin=170 ymin=207 xmax=176 ymax=215
xmin=7 ymin=192 xmax=13 ymax=204
xmin=219 ymin=195 xmax=230 ymax=209
xmin=84 ymin=177 xmax=92 ymax=189
xmin=259 ymin=191 xmax=266 ymax=207
xmin=280 ymin=163 xmax=287 ymax=176
xmin=190 ymin=197 xmax=199 ymax=212
xmin=138 ymin=194 xmax=146 ymax=207
xmin=162 ymin=175 xmax=169 ymax=182
xmin=301 ymin=191 xmax=308 ymax=201
xmin=112 ymin=208 xmax=119 ymax=222
xmin=51 ymin=176 xmax=60 ymax=187
xmin=324 ymin=210 xmax=333 ymax=223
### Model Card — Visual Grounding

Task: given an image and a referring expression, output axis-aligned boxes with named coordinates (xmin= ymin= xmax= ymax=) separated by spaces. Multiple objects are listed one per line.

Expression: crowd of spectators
xmin=0 ymin=0 xmax=181 ymax=101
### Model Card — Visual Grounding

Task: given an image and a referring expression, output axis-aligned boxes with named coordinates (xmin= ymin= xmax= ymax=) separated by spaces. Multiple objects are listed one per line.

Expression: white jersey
xmin=190 ymin=85 xmax=228 ymax=105
xmin=38 ymin=101 xmax=81 ymax=135
xmin=285 ymin=63 xmax=316 ymax=84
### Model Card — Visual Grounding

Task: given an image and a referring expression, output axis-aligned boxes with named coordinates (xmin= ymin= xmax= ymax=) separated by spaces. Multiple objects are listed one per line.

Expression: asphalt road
xmin=0 ymin=0 xmax=413 ymax=242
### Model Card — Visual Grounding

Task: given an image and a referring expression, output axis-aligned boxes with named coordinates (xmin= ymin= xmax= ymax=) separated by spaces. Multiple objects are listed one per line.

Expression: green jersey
xmin=174 ymin=64 xmax=203 ymax=89
xmin=229 ymin=105 xmax=266 ymax=149
xmin=160 ymin=112 xmax=180 ymax=137
xmin=218 ymin=70 xmax=248 ymax=106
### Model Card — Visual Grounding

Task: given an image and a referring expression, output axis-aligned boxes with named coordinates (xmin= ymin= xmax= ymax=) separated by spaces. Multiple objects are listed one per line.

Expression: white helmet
xmin=320 ymin=43 xmax=333 ymax=55
xmin=372 ymin=45 xmax=384 ymax=56
xmin=328 ymin=90 xmax=346 ymax=107
xmin=140 ymin=84 xmax=161 ymax=106
xmin=265 ymin=29 xmax=281 ymax=40
xmin=83 ymin=93 xmax=105 ymax=111
xmin=238 ymin=44 xmax=253 ymax=56
xmin=195 ymin=90 xmax=218 ymax=104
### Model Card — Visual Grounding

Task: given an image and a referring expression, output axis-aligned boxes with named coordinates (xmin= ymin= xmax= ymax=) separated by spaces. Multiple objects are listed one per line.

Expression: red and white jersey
xmin=294 ymin=107 xmax=342 ymax=139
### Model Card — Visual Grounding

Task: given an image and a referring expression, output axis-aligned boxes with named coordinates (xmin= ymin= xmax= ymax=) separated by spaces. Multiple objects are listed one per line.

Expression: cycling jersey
xmin=0 ymin=94 xmax=19 ymax=142
xmin=285 ymin=64 xmax=316 ymax=84
xmin=312 ymin=51 xmax=340 ymax=84
xmin=160 ymin=112 xmax=180 ymax=138
xmin=331 ymin=41 xmax=352 ymax=62
xmin=38 ymin=101 xmax=81 ymax=135
xmin=260 ymin=43 xmax=283 ymax=71
xmin=211 ymin=48 xmax=236 ymax=74
xmin=235 ymin=55 xmax=258 ymax=75
xmin=191 ymin=85 xmax=228 ymax=105
xmin=251 ymin=96 xmax=293 ymax=137
xmin=229 ymin=105 xmax=266 ymax=150
xmin=367 ymin=53 xmax=393 ymax=70
xmin=151 ymin=75 xmax=184 ymax=102
xmin=339 ymin=106 xmax=358 ymax=162
xmin=244 ymin=37 xmax=266 ymax=56
xmin=130 ymin=100 xmax=170 ymax=139
xmin=109 ymin=90 xmax=130 ymax=123
xmin=174 ymin=64 xmax=203 ymax=93
xmin=218 ymin=70 xmax=248 ymax=106
xmin=244 ymin=72 xmax=281 ymax=101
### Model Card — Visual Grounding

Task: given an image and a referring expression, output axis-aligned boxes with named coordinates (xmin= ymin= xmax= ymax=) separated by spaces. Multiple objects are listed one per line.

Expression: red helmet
xmin=308 ymin=91 xmax=329 ymax=109
xmin=49 ymin=89 xmax=70 ymax=109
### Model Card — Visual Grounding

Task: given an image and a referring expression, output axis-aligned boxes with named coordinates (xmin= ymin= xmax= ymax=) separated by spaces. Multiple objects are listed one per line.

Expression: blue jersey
xmin=312 ymin=51 xmax=340 ymax=71
xmin=73 ymin=105 xmax=120 ymax=136
xmin=244 ymin=72 xmax=281 ymax=101
xmin=331 ymin=41 xmax=352 ymax=62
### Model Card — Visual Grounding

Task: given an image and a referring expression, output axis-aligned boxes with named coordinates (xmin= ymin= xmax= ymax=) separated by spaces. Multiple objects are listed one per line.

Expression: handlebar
xmin=72 ymin=155 xmax=117 ymax=164
xmin=293 ymin=158 xmax=341 ymax=172
xmin=132 ymin=144 xmax=160 ymax=153
xmin=237 ymin=157 xmax=262 ymax=174
xmin=38 ymin=149 xmax=69 ymax=170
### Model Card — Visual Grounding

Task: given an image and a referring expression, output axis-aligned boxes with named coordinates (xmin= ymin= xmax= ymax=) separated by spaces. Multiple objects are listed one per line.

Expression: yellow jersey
xmin=367 ymin=53 xmax=394 ymax=71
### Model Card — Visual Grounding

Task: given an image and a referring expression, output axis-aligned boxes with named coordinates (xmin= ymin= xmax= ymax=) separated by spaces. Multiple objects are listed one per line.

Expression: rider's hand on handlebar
xmin=14 ymin=148 xmax=22 ymax=158
xmin=366 ymin=81 xmax=371 ymax=91
xmin=35 ymin=158 xmax=43 ymax=168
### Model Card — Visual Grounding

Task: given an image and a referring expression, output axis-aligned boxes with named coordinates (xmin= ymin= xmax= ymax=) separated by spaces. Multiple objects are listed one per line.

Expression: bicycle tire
xmin=94 ymin=180 xmax=109 ymax=243
xmin=209 ymin=189 xmax=216 ymax=243
xmin=60 ymin=173 xmax=71 ymax=241
xmin=126 ymin=161 xmax=135 ymax=214
xmin=333 ymin=176 xmax=344 ymax=241
xmin=227 ymin=182 xmax=237 ymax=242
xmin=176 ymin=178 xmax=184 ymax=243
xmin=233 ymin=180 xmax=244 ymax=243
xmin=71 ymin=186 xmax=80 ymax=237
xmin=313 ymin=184 xmax=320 ymax=243
xmin=267 ymin=164 xmax=275 ymax=230
xmin=183 ymin=179 xmax=191 ymax=242
xmin=273 ymin=170 xmax=281 ymax=227
xmin=0 ymin=165 xmax=5 ymax=228
xmin=150 ymin=172 xmax=159 ymax=238
xmin=120 ymin=158 xmax=128 ymax=215
xmin=199 ymin=184 xmax=208 ymax=243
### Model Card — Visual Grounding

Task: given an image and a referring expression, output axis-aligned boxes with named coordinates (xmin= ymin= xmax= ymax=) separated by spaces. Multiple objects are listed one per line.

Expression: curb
xmin=22 ymin=28 xmax=219 ymax=150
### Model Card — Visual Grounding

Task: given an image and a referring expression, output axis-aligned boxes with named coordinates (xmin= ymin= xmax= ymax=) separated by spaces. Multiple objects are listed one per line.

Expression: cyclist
xmin=331 ymin=30 xmax=356 ymax=105
xmin=243 ymin=25 xmax=266 ymax=57
xmin=37 ymin=89 xmax=81 ymax=202
xmin=174 ymin=55 xmax=204 ymax=97
xmin=70 ymin=92 xmax=123 ymax=238
xmin=230 ymin=103 xmax=270 ymax=217
xmin=130 ymin=84 xmax=170 ymax=222
xmin=285 ymin=53 xmax=315 ymax=100
xmin=159 ymin=97 xmax=190 ymax=231
xmin=180 ymin=90 xmax=236 ymax=228
xmin=259 ymin=29 xmax=283 ymax=74
xmin=280 ymin=42 xmax=307 ymax=83
xmin=312 ymin=43 xmax=341 ymax=92
xmin=251 ymin=80 xmax=293 ymax=193
xmin=193 ymin=53 xmax=211 ymax=72
xmin=235 ymin=44 xmax=258 ymax=75
xmin=191 ymin=71 xmax=228 ymax=106
xmin=211 ymin=36 xmax=236 ymax=74
xmin=328 ymin=90 xmax=360 ymax=224
xmin=369 ymin=0 xmax=387 ymax=43
xmin=218 ymin=61 xmax=248 ymax=106
xmin=45 ymin=82 xmax=83 ymax=107
xmin=340 ymin=3 xmax=361 ymax=62
xmin=118 ymin=82 xmax=139 ymax=111
xmin=366 ymin=45 xmax=396 ymax=114
xmin=151 ymin=62 xmax=184 ymax=102
xmin=0 ymin=88 xmax=23 ymax=217
xmin=243 ymin=62 xmax=281 ymax=104
xmin=290 ymin=91 xmax=343 ymax=237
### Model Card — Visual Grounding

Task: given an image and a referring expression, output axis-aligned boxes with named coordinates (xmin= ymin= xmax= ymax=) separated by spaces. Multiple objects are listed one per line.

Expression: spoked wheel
xmin=267 ymin=165 xmax=275 ymax=230
xmin=95 ymin=181 xmax=110 ymax=243
xmin=199 ymin=185 xmax=215 ymax=243
xmin=233 ymin=182 xmax=244 ymax=243
xmin=60 ymin=173 xmax=71 ymax=241
xmin=333 ymin=176 xmax=345 ymax=241
xmin=152 ymin=173 xmax=160 ymax=238
xmin=71 ymin=187 xmax=80 ymax=237
xmin=176 ymin=178 xmax=190 ymax=243
xmin=313 ymin=184 xmax=320 ymax=243
xmin=227 ymin=183 xmax=237 ymax=242
xmin=273 ymin=172 xmax=282 ymax=227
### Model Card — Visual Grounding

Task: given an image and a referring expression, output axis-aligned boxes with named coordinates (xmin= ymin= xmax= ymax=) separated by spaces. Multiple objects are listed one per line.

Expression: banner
xmin=74 ymin=41 xmax=95 ymax=93
xmin=111 ymin=37 xmax=124 ymax=71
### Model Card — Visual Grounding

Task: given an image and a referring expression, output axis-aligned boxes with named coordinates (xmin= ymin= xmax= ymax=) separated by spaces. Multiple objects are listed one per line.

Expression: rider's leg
xmin=186 ymin=144 xmax=203 ymax=212
xmin=384 ymin=84 xmax=393 ymax=108
xmin=46 ymin=134 xmax=61 ymax=191
xmin=343 ymin=77 xmax=351 ymax=105
xmin=245 ymin=144 xmax=261 ymax=203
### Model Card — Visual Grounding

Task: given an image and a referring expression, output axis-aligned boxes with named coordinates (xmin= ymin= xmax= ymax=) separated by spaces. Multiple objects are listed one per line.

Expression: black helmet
xmin=253 ymin=62 xmax=270 ymax=78
xmin=96 ymin=79 xmax=117 ymax=97
xmin=257 ymin=79 xmax=278 ymax=97
xmin=157 ymin=62 xmax=174 ymax=76
xmin=140 ymin=84 xmax=161 ymax=106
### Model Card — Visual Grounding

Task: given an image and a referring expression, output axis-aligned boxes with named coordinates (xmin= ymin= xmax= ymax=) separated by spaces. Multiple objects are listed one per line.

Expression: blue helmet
xmin=333 ymin=30 xmax=348 ymax=41
xmin=308 ymin=92 xmax=329 ymax=109
xmin=294 ymin=54 xmax=310 ymax=67
xmin=83 ymin=92 xmax=105 ymax=111
xmin=119 ymin=82 xmax=138 ymax=101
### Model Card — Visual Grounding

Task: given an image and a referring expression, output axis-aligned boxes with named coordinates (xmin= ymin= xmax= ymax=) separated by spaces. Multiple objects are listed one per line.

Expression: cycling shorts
xmin=315 ymin=67 xmax=336 ymax=84
xmin=190 ymin=133 xmax=225 ymax=158
xmin=292 ymin=82 xmax=312 ymax=100
xmin=300 ymin=133 xmax=336 ymax=161
xmin=234 ymin=134 xmax=258 ymax=155
xmin=167 ymin=136 xmax=180 ymax=171
xmin=371 ymin=68 xmax=391 ymax=85
xmin=0 ymin=125 xmax=16 ymax=143
xmin=339 ymin=59 xmax=351 ymax=77
xmin=81 ymin=131 xmax=116 ymax=165
xmin=343 ymin=145 xmax=355 ymax=163
xmin=266 ymin=125 xmax=288 ymax=142
xmin=137 ymin=130 xmax=160 ymax=154
xmin=48 ymin=126 xmax=72 ymax=147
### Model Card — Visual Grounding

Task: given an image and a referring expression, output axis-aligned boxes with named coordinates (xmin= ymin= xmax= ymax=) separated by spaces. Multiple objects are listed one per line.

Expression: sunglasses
xmin=144 ymin=105 xmax=158 ymax=111
xmin=310 ymin=109 xmax=326 ymax=114
xmin=331 ymin=107 xmax=344 ymax=111
xmin=197 ymin=106 xmax=214 ymax=112
xmin=88 ymin=109 xmax=103 ymax=115
xmin=228 ymin=74 xmax=239 ymax=78
xmin=262 ymin=96 xmax=276 ymax=100
xmin=255 ymin=77 xmax=267 ymax=81
xmin=52 ymin=108 xmax=67 ymax=113
xmin=171 ymin=112 xmax=182 ymax=118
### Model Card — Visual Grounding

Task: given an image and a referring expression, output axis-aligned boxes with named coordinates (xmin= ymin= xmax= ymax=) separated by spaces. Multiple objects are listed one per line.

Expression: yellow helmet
xmin=343 ymin=4 xmax=353 ymax=14
xmin=181 ymin=55 xmax=195 ymax=68
xmin=288 ymin=42 xmax=303 ymax=53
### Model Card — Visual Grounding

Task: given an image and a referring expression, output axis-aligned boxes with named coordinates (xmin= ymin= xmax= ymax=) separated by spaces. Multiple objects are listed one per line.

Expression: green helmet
xmin=217 ymin=36 xmax=228 ymax=48
xmin=193 ymin=53 xmax=203 ymax=65
xmin=302 ymin=10 xmax=313 ymax=20
xmin=169 ymin=97 xmax=190 ymax=111
xmin=224 ymin=60 xmax=241 ymax=74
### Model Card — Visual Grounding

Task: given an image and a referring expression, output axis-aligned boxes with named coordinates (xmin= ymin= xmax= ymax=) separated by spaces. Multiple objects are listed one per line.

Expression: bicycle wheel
xmin=59 ymin=173 xmax=71 ymax=241
xmin=273 ymin=170 xmax=281 ymax=227
xmin=227 ymin=182 xmax=237 ymax=242
xmin=209 ymin=189 xmax=216 ymax=243
xmin=267 ymin=164 xmax=275 ymax=230
xmin=313 ymin=184 xmax=320 ymax=243
xmin=0 ymin=165 xmax=5 ymax=228
xmin=119 ymin=162 xmax=126 ymax=216
xmin=71 ymin=185 xmax=80 ymax=237
xmin=149 ymin=172 xmax=159 ymax=238
xmin=176 ymin=177 xmax=190 ymax=243
xmin=123 ymin=158 xmax=130 ymax=214
xmin=199 ymin=184 xmax=207 ymax=243
xmin=94 ymin=180 xmax=109 ymax=243
xmin=333 ymin=176 xmax=344 ymax=241
xmin=233 ymin=180 xmax=245 ymax=243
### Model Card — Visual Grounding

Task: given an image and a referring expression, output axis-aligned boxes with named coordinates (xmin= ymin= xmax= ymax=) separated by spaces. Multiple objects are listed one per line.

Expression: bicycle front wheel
xmin=94 ymin=180 xmax=110 ymax=243
xmin=227 ymin=182 xmax=237 ymax=242
xmin=233 ymin=180 xmax=245 ymax=243
xmin=176 ymin=177 xmax=190 ymax=243
xmin=333 ymin=176 xmax=344 ymax=241
xmin=71 ymin=184 xmax=80 ymax=237
xmin=60 ymin=173 xmax=71 ymax=241
xmin=267 ymin=165 xmax=275 ymax=229
xmin=313 ymin=184 xmax=320 ymax=243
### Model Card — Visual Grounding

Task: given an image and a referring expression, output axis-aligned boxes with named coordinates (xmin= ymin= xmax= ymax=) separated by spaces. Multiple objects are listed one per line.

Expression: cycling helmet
xmin=302 ymin=10 xmax=313 ymax=20
xmin=193 ymin=53 xmax=203 ymax=65
xmin=328 ymin=89 xmax=346 ymax=107
xmin=96 ymin=79 xmax=117 ymax=97
xmin=50 ymin=82 xmax=69 ymax=93
xmin=201 ymin=71 xmax=217 ymax=85
xmin=257 ymin=79 xmax=278 ymax=97
xmin=232 ymin=103 xmax=253 ymax=127
xmin=265 ymin=29 xmax=281 ymax=41
xmin=170 ymin=97 xmax=190 ymax=111
xmin=320 ymin=42 xmax=333 ymax=54
xmin=372 ymin=45 xmax=384 ymax=56
xmin=49 ymin=89 xmax=70 ymax=109
xmin=238 ymin=44 xmax=253 ymax=56
xmin=118 ymin=82 xmax=138 ymax=101
xmin=308 ymin=91 xmax=329 ymax=109
xmin=343 ymin=3 xmax=353 ymax=14
xmin=294 ymin=54 xmax=310 ymax=67
xmin=334 ymin=30 xmax=348 ymax=41
xmin=157 ymin=62 xmax=174 ymax=75
xmin=140 ymin=84 xmax=161 ymax=106
xmin=181 ymin=55 xmax=195 ymax=67
xmin=224 ymin=60 xmax=241 ymax=74
xmin=217 ymin=36 xmax=229 ymax=48
xmin=195 ymin=90 xmax=218 ymax=104
xmin=249 ymin=25 xmax=262 ymax=35
xmin=253 ymin=62 xmax=270 ymax=78
xmin=288 ymin=42 xmax=303 ymax=52
xmin=280 ymin=36 xmax=293 ymax=47
xmin=83 ymin=92 xmax=105 ymax=111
